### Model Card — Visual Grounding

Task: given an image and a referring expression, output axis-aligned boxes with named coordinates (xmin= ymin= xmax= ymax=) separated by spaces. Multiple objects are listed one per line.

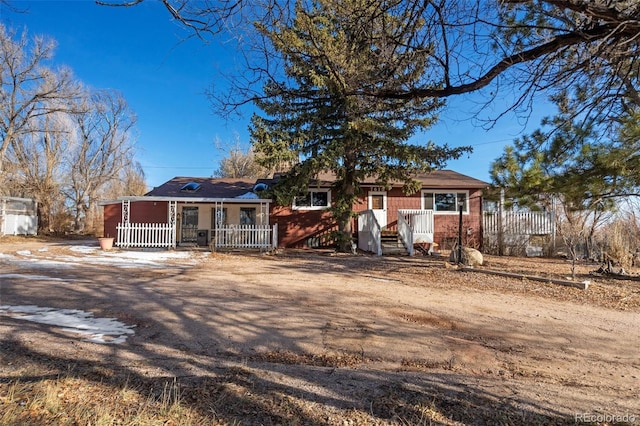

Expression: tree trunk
xmin=334 ymin=166 xmax=357 ymax=252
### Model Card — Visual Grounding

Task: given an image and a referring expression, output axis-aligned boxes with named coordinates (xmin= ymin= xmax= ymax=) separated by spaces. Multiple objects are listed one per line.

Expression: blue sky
xmin=2 ymin=0 xmax=550 ymax=189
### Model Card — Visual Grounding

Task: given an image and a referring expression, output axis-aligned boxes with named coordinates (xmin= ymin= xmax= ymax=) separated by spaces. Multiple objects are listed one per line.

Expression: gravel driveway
xmin=1 ymin=238 xmax=639 ymax=424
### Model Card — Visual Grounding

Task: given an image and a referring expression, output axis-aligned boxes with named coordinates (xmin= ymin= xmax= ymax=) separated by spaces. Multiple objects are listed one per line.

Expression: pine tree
xmin=250 ymin=0 xmax=469 ymax=250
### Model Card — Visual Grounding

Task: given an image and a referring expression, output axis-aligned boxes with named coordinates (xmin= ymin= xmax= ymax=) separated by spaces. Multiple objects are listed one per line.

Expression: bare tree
xmin=92 ymin=161 xmax=147 ymax=235
xmin=555 ymin=197 xmax=612 ymax=279
xmin=213 ymin=135 xmax=270 ymax=178
xmin=63 ymin=89 xmax=139 ymax=232
xmin=95 ymin=0 xmax=249 ymax=38
xmin=101 ymin=160 xmax=147 ymax=199
xmin=98 ymin=1 xmax=640 ymax=127
xmin=8 ymin=108 xmax=75 ymax=232
xmin=0 ymin=22 xmax=145 ymax=234
xmin=0 ymin=24 xmax=82 ymax=184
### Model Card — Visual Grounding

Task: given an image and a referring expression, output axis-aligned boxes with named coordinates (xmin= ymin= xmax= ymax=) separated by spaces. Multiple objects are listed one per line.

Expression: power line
xmin=141 ymin=165 xmax=214 ymax=170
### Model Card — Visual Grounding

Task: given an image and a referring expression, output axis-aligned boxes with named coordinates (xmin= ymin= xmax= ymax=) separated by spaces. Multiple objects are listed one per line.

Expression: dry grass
xmin=1 ymin=376 xmax=204 ymax=426
xmin=1 ymin=369 xmax=580 ymax=426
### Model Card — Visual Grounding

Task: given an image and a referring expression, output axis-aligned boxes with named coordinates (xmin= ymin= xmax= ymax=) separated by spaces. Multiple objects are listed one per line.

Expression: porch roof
xmin=99 ymin=196 xmax=272 ymax=206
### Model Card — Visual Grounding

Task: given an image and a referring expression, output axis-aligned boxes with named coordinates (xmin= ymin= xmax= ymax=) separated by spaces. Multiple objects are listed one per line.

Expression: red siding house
xmin=101 ymin=170 xmax=488 ymax=255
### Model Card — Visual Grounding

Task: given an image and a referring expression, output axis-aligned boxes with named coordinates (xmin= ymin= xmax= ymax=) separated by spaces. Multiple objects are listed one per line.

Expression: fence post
xmin=273 ymin=223 xmax=278 ymax=249
xmin=498 ymin=188 xmax=505 ymax=256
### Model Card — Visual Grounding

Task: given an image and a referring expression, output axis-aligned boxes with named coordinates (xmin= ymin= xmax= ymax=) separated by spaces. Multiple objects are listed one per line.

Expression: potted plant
xmin=98 ymin=234 xmax=115 ymax=250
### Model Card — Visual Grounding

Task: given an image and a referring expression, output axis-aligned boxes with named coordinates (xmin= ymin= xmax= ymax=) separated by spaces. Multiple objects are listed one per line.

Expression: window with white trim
xmin=422 ymin=191 xmax=469 ymax=213
xmin=293 ymin=189 xmax=331 ymax=210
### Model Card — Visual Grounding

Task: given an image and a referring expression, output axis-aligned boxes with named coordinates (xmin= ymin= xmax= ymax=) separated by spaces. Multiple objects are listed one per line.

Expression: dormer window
xmin=180 ymin=182 xmax=201 ymax=192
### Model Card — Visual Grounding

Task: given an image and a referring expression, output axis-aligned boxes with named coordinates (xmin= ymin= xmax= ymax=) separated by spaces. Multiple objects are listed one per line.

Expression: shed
xmin=0 ymin=197 xmax=38 ymax=236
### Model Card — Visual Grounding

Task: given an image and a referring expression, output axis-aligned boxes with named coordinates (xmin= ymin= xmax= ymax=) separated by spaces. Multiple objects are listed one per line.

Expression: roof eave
xmin=99 ymin=196 xmax=273 ymax=205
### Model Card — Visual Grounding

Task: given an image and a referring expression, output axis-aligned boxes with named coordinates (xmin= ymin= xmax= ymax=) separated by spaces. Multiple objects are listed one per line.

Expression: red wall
xmin=103 ymin=201 xmax=169 ymax=242
xmin=103 ymin=203 xmax=121 ymax=239
xmin=429 ymin=189 xmax=484 ymax=250
xmin=271 ymin=187 xmax=484 ymax=250
xmin=271 ymin=205 xmax=337 ymax=248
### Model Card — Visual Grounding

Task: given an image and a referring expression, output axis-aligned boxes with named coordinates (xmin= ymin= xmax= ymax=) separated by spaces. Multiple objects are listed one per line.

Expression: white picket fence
xmin=211 ymin=224 xmax=278 ymax=250
xmin=116 ymin=223 xmax=176 ymax=249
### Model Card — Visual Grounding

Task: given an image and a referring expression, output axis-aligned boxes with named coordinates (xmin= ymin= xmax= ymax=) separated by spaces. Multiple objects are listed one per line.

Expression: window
xmin=422 ymin=191 xmax=468 ymax=213
xmin=293 ymin=189 xmax=331 ymax=210
xmin=240 ymin=207 xmax=256 ymax=225
xmin=370 ymin=194 xmax=385 ymax=210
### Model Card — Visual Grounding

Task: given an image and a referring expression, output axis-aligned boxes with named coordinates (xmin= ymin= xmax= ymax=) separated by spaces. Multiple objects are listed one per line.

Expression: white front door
xmin=368 ymin=191 xmax=387 ymax=229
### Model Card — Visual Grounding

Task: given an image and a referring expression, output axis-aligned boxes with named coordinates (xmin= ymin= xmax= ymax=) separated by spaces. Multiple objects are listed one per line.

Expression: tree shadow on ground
xmin=0 ymin=338 xmax=578 ymax=425
xmin=0 ymin=244 xmax=627 ymax=425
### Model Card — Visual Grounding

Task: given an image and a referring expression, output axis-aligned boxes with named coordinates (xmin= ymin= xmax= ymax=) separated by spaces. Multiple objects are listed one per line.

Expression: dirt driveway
xmin=1 ymin=238 xmax=639 ymax=424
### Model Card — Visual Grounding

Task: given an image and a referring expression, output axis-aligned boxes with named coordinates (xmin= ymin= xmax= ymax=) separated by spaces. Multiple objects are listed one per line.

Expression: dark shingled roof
xmin=309 ymin=169 xmax=489 ymax=189
xmin=145 ymin=177 xmax=258 ymax=198
xmin=146 ymin=170 xmax=488 ymax=199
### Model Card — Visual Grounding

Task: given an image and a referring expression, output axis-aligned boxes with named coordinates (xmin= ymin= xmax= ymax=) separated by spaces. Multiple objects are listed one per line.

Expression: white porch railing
xmin=483 ymin=210 xmax=554 ymax=235
xmin=116 ymin=223 xmax=176 ymax=249
xmin=358 ymin=209 xmax=434 ymax=256
xmin=399 ymin=209 xmax=434 ymax=244
xmin=397 ymin=213 xmax=414 ymax=256
xmin=211 ymin=224 xmax=278 ymax=251
xmin=358 ymin=210 xmax=382 ymax=255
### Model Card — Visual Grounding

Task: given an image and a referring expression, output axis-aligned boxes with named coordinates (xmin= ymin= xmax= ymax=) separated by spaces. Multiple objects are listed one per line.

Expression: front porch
xmin=112 ymin=198 xmax=278 ymax=251
xmin=358 ymin=209 xmax=434 ymax=256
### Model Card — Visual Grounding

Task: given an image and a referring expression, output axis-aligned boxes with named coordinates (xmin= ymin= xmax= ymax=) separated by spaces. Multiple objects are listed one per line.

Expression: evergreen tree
xmin=490 ymin=103 xmax=640 ymax=210
xmin=490 ymin=101 xmax=640 ymax=274
xmin=250 ymin=0 xmax=469 ymax=250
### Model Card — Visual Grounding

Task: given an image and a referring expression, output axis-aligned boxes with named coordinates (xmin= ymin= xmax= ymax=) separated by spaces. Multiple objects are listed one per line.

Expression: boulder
xmin=449 ymin=246 xmax=483 ymax=267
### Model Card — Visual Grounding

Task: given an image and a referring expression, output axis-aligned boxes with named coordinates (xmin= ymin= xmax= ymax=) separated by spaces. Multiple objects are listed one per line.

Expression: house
xmin=0 ymin=197 xmax=38 ymax=236
xmin=102 ymin=177 xmax=274 ymax=250
xmin=101 ymin=170 xmax=489 ymax=255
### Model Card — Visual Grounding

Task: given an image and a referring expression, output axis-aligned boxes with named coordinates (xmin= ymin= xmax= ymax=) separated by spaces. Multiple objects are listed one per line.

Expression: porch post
xmin=120 ymin=199 xmax=131 ymax=248
xmin=212 ymin=200 xmax=223 ymax=251
xmin=0 ymin=198 xmax=5 ymax=236
xmin=498 ymin=188 xmax=505 ymax=256
xmin=122 ymin=199 xmax=130 ymax=224
xmin=457 ymin=202 xmax=463 ymax=264
xmin=168 ymin=200 xmax=177 ymax=249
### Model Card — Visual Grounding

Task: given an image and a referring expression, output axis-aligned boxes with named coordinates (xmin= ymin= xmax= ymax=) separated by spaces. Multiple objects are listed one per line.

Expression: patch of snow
xmin=236 ymin=191 xmax=259 ymax=199
xmin=1 ymin=244 xmax=204 ymax=269
xmin=0 ymin=257 xmax=76 ymax=270
xmin=70 ymin=245 xmax=97 ymax=255
xmin=0 ymin=274 xmax=67 ymax=282
xmin=0 ymin=305 xmax=135 ymax=344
